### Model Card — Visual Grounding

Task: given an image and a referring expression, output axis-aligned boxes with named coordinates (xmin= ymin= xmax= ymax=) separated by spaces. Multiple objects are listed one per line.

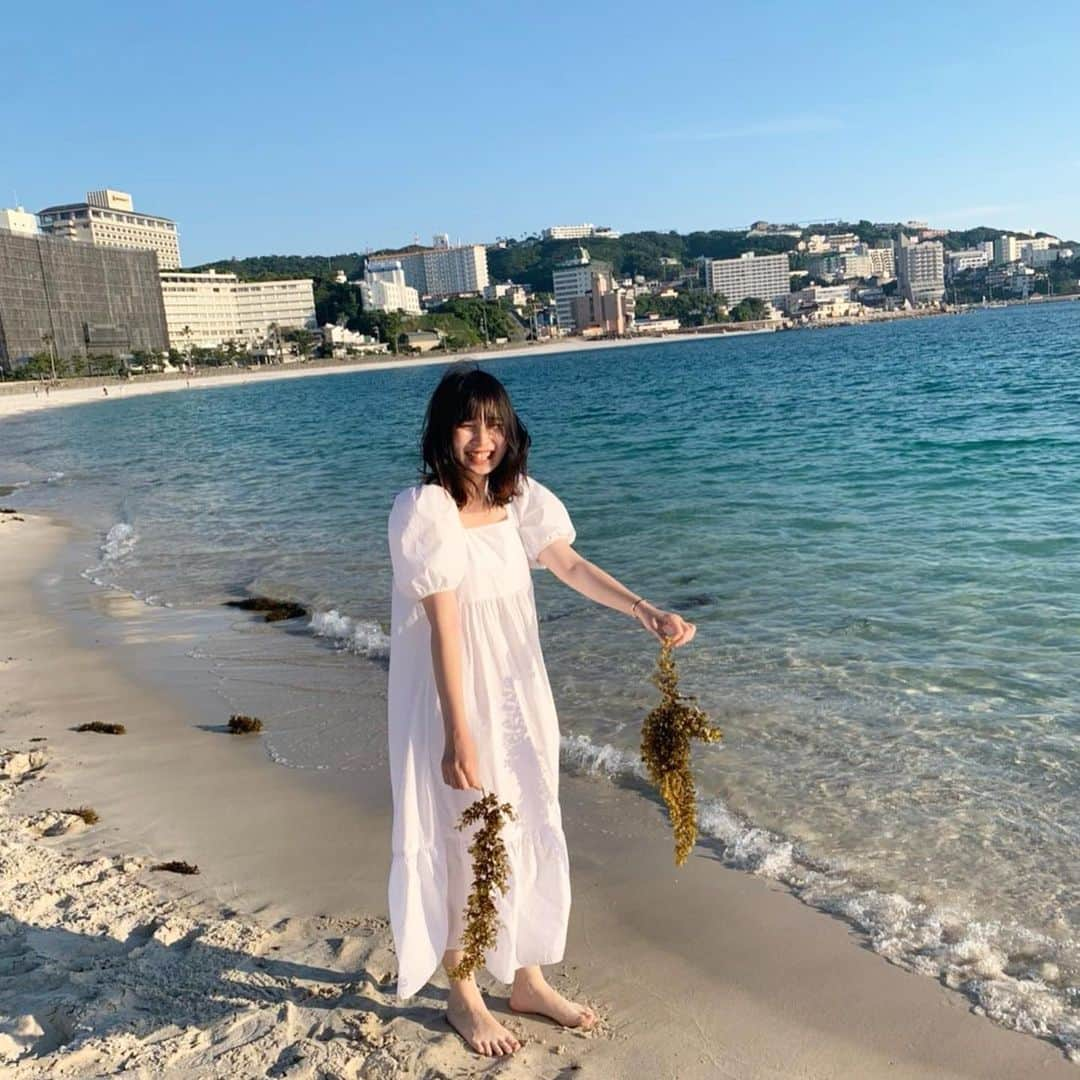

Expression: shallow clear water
xmin=3 ymin=305 xmax=1079 ymax=1056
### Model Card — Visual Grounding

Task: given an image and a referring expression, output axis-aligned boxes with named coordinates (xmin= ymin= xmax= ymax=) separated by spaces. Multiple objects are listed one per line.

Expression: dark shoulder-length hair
xmin=419 ymin=363 xmax=530 ymax=507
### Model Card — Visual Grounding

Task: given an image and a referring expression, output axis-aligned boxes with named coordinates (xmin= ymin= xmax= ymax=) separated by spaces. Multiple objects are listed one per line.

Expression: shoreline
xmin=2 ymin=296 xmax=1074 ymax=423
xmin=0 ymin=331 xmax=745 ymax=421
xmin=0 ymin=512 xmax=1075 ymax=1077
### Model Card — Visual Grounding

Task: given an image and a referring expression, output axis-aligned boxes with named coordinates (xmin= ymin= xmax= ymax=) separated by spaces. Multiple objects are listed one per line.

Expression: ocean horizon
xmin=3 ymin=302 xmax=1078 ymax=1058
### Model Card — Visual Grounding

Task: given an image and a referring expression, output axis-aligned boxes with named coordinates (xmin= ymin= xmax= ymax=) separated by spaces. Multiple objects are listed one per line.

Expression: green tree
xmin=730 ymin=297 xmax=771 ymax=322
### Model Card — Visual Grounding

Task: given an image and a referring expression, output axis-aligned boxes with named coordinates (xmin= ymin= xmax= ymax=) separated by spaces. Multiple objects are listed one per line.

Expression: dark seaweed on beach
xmin=640 ymin=640 xmax=722 ymax=866
xmin=74 ymin=721 xmax=127 ymax=735
xmin=228 ymin=713 xmax=263 ymax=734
xmin=448 ymin=792 xmax=515 ymax=981
xmin=63 ymin=806 xmax=99 ymax=825
xmin=152 ymin=860 xmax=200 ymax=875
xmin=225 ymin=595 xmax=308 ymax=622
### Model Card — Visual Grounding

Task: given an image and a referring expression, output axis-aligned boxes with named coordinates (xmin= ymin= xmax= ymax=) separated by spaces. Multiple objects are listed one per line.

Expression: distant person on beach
xmin=102 ymin=386 xmax=108 ymax=396
xmin=386 ymin=364 xmax=696 ymax=1057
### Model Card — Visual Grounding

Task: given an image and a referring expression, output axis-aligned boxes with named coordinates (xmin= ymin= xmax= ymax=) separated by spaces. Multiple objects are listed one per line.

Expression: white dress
xmin=386 ymin=475 xmax=576 ymax=999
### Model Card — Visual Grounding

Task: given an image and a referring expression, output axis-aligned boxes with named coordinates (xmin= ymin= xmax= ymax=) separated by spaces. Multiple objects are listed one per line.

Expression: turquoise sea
xmin=3 ymin=303 xmax=1078 ymax=1057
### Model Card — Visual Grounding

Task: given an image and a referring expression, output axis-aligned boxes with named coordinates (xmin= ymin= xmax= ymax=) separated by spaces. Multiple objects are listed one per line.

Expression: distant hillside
xmin=188 ymin=253 xmax=367 ymax=280
xmin=190 ymin=221 xmax=1067 ymax=294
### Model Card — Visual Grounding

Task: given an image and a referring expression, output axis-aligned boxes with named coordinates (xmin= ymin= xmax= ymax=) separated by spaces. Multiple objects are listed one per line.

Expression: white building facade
xmin=703 ymin=252 xmax=790 ymax=305
xmin=895 ymin=237 xmax=945 ymax=305
xmin=360 ymin=259 xmax=422 ymax=315
xmin=542 ymin=224 xmax=621 ymax=240
xmin=159 ymin=270 xmax=315 ymax=350
xmin=552 ymin=248 xmax=596 ymax=332
xmin=38 ymin=190 xmax=181 ymax=269
xmin=396 ymin=240 xmax=489 ymax=298
xmin=0 ymin=207 xmax=39 ymax=235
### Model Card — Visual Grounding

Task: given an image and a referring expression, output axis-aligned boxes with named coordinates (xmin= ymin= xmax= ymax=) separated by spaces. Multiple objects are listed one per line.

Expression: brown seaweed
xmin=640 ymin=640 xmax=722 ymax=866
xmin=74 ymin=721 xmax=127 ymax=735
xmin=152 ymin=860 xmax=200 ymax=875
xmin=227 ymin=713 xmax=263 ymax=734
xmin=225 ymin=595 xmax=308 ymax=622
xmin=447 ymin=792 xmax=515 ymax=981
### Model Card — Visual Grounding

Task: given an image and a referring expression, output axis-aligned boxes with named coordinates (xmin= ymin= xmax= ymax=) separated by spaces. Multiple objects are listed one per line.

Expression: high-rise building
xmin=158 ymin=270 xmax=315 ymax=349
xmin=360 ymin=259 xmax=422 ymax=315
xmin=703 ymin=252 xmax=790 ymax=305
xmin=38 ymin=189 xmax=181 ymax=269
xmin=0 ymin=207 xmax=39 ymax=236
xmin=569 ymin=271 xmax=633 ymax=336
xmin=993 ymin=234 xmax=1019 ymax=266
xmin=552 ymin=248 xmax=597 ymax=332
xmin=0 ymin=231 xmax=167 ymax=368
xmin=895 ymin=235 xmax=945 ymax=305
xmin=394 ymin=241 xmax=489 ymax=298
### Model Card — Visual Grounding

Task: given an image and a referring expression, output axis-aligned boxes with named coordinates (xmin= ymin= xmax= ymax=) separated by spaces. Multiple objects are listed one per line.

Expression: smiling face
xmin=452 ymin=409 xmax=508 ymax=485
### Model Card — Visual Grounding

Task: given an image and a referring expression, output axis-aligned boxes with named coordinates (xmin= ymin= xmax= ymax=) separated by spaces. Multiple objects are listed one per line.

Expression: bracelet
xmin=630 ymin=596 xmax=645 ymax=618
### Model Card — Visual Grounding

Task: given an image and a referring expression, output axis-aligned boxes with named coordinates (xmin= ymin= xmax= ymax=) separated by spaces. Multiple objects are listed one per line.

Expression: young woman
xmin=387 ymin=364 xmax=696 ymax=1058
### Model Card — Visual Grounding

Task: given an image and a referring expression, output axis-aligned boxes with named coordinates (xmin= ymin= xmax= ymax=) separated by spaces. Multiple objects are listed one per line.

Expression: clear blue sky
xmin=6 ymin=2 xmax=1079 ymax=265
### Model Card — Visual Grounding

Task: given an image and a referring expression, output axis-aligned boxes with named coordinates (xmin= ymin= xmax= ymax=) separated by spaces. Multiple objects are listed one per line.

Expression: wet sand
xmin=0 ymin=512 xmax=1074 ymax=1077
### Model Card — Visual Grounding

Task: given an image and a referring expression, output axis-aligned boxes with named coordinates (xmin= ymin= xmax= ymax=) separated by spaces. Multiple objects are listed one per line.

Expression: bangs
xmin=455 ymin=387 xmax=512 ymax=429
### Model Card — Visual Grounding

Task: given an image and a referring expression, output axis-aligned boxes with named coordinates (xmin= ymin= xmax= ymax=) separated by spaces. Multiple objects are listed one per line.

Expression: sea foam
xmin=558 ymin=729 xmax=1080 ymax=1061
xmin=308 ymin=609 xmax=390 ymax=659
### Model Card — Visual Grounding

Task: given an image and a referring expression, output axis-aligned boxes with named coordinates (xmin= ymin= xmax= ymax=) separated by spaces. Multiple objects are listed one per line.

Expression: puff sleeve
xmin=388 ymin=485 xmax=467 ymax=600
xmin=515 ymin=476 xmax=577 ymax=569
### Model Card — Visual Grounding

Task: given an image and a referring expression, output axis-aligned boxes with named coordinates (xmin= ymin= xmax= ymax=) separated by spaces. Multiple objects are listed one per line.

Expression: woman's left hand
xmin=635 ymin=602 xmax=696 ymax=646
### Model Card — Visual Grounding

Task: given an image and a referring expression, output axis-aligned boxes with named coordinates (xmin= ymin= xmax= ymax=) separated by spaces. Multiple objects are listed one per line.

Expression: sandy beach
xmin=1 ymin=508 xmax=1076 ymax=1077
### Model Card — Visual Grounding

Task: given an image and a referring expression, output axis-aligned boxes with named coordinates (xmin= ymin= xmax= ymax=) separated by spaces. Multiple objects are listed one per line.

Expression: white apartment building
xmin=542 ymin=224 xmax=621 ymax=240
xmin=945 ymin=248 xmax=993 ymax=280
xmin=804 ymin=232 xmax=859 ymax=254
xmin=895 ymin=237 xmax=945 ymax=305
xmin=38 ymin=189 xmax=181 ymax=269
xmin=360 ymin=259 xmax=422 ymax=315
xmin=703 ymin=252 xmax=791 ymax=305
xmin=159 ymin=270 xmax=315 ymax=350
xmin=552 ymin=248 xmax=596 ymax=331
xmin=0 ymin=206 xmax=39 ymax=235
xmin=395 ymin=240 xmax=489 ymax=298
xmin=483 ymin=281 xmax=527 ymax=307
xmin=1028 ymin=246 xmax=1071 ymax=268
xmin=864 ymin=245 xmax=895 ymax=279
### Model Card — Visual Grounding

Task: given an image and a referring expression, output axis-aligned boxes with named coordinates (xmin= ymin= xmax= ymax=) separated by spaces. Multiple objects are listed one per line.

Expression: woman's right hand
xmin=442 ymin=729 xmax=482 ymax=790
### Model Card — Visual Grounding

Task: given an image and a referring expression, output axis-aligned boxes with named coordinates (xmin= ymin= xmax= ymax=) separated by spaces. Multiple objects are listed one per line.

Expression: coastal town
xmin=0 ymin=188 xmax=1076 ymax=378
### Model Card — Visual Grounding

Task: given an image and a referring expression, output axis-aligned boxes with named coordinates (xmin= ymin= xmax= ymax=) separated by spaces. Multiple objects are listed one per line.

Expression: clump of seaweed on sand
xmin=228 ymin=714 xmax=263 ymax=734
xmin=640 ymin=639 xmax=723 ymax=866
xmin=74 ymin=721 xmax=126 ymax=735
xmin=63 ymin=807 xmax=99 ymax=825
xmin=152 ymin=860 xmax=200 ymax=875
xmin=447 ymin=793 xmax=516 ymax=980
xmin=225 ymin=595 xmax=308 ymax=622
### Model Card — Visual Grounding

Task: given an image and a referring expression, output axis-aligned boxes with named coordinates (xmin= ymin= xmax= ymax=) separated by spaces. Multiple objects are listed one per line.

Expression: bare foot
xmin=510 ymin=972 xmax=596 ymax=1030
xmin=446 ymin=980 xmax=521 ymax=1057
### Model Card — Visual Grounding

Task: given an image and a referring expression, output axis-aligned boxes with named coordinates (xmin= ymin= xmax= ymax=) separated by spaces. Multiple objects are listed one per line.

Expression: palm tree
xmin=40 ymin=331 xmax=58 ymax=382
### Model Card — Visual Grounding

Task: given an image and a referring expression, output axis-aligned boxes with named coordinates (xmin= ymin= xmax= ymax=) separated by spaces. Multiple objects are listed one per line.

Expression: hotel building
xmin=703 ymin=252 xmax=791 ymax=305
xmin=394 ymin=237 xmax=489 ymax=299
xmin=895 ymin=236 xmax=945 ymax=305
xmin=360 ymin=259 xmax=422 ymax=315
xmin=542 ymin=224 xmax=621 ymax=241
xmin=158 ymin=270 xmax=315 ymax=350
xmin=0 ymin=230 xmax=167 ymax=368
xmin=552 ymin=248 xmax=598 ymax=332
xmin=38 ymin=190 xmax=181 ymax=269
